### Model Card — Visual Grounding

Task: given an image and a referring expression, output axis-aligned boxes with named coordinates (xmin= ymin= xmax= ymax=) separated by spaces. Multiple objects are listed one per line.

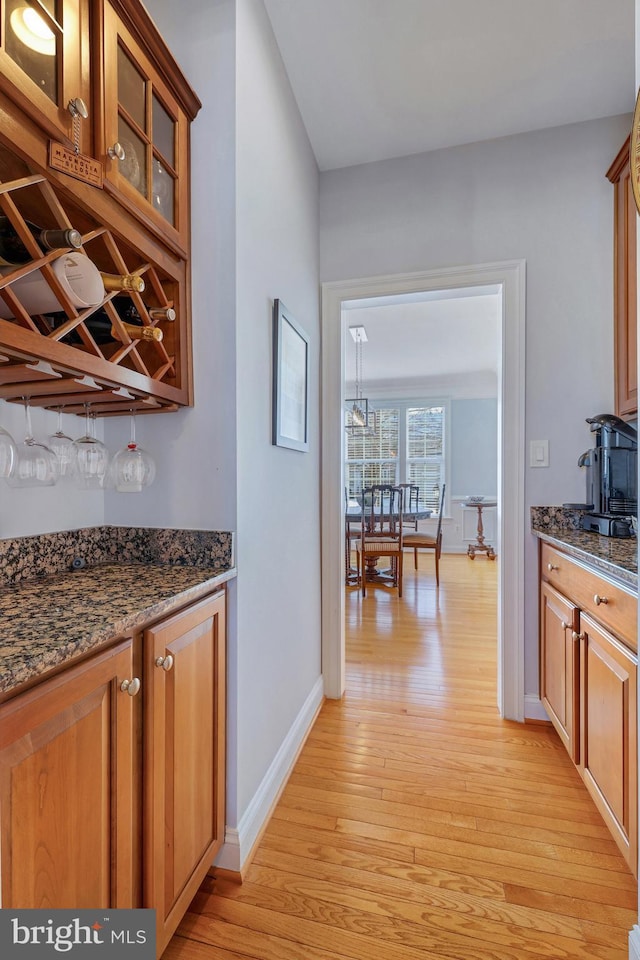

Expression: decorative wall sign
xmin=272 ymin=298 xmax=309 ymax=452
xmin=630 ymin=87 xmax=640 ymax=215
xmin=49 ymin=142 xmax=104 ymax=188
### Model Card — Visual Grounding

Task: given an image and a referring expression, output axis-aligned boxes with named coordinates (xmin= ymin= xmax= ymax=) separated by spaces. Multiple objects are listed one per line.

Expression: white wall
xmin=320 ymin=114 xmax=630 ymax=699
xmin=235 ymin=0 xmax=320 ymax=817
xmin=0 ymin=399 xmax=104 ymax=536
xmin=451 ymin=398 xmax=497 ymax=498
xmin=127 ymin=0 xmax=321 ymax=851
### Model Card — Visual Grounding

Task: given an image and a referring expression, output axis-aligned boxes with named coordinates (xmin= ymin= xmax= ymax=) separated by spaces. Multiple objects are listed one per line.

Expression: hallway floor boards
xmin=167 ymin=554 xmax=637 ymax=960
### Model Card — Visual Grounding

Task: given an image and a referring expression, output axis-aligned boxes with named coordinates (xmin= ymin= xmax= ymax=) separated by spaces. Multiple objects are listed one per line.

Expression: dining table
xmin=345 ymin=499 xmax=433 ymax=584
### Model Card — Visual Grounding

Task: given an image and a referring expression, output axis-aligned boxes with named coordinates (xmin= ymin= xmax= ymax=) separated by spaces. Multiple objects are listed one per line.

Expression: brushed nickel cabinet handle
xmin=593 ymin=594 xmax=608 ymax=605
xmin=68 ymin=97 xmax=88 ymax=119
xmin=155 ymin=654 xmax=174 ymax=672
xmin=120 ymin=677 xmax=141 ymax=697
xmin=561 ymin=621 xmax=569 ymax=630
xmin=547 ymin=563 xmax=559 ymax=572
xmin=107 ymin=141 xmax=126 ymax=161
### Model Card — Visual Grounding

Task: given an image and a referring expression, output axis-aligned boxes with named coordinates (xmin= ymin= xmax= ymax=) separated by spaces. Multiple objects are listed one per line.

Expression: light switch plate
xmin=530 ymin=439 xmax=549 ymax=468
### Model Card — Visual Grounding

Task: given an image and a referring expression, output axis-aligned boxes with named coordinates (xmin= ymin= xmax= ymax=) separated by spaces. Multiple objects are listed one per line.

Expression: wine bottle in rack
xmin=46 ymin=306 xmax=163 ymax=345
xmin=0 ymin=252 xmax=104 ymax=320
xmin=114 ymin=301 xmax=175 ymax=324
xmin=0 ymin=216 xmax=82 ymax=266
xmin=147 ymin=306 xmax=176 ymax=322
xmin=101 ymin=272 xmax=145 ymax=293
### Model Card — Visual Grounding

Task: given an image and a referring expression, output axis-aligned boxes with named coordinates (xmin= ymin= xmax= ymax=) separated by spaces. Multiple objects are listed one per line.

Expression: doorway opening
xmin=321 ymin=260 xmax=526 ymax=720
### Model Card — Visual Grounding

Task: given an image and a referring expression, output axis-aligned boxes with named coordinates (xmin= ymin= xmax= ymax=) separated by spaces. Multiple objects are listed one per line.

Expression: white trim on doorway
xmin=321 ymin=259 xmax=526 ymax=720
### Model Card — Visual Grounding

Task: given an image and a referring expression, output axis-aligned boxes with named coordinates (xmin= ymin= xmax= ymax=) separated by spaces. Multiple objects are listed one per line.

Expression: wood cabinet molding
xmin=106 ymin=0 xmax=202 ymax=120
xmin=607 ymin=136 xmax=637 ymax=419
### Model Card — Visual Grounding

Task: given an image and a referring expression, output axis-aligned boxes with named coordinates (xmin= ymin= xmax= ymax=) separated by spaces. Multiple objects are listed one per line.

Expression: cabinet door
xmin=101 ymin=2 xmax=190 ymax=255
xmin=144 ymin=591 xmax=226 ymax=955
xmin=540 ymin=581 xmax=579 ymax=762
xmin=0 ymin=0 xmax=90 ymax=149
xmin=579 ymin=612 xmax=637 ymax=874
xmin=0 ymin=639 xmax=137 ymax=908
xmin=608 ymin=138 xmax=637 ymax=419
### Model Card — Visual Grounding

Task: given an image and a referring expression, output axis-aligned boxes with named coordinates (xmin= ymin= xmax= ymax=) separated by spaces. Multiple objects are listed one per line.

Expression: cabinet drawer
xmin=541 ymin=543 xmax=637 ymax=650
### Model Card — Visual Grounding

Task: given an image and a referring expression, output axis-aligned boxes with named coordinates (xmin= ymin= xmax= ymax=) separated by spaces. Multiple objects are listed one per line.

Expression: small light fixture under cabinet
xmin=10 ymin=5 xmax=56 ymax=56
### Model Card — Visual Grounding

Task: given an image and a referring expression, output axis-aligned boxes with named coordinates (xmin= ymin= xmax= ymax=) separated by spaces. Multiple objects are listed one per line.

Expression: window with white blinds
xmin=345 ymin=402 xmax=446 ymax=511
xmin=345 ymin=407 xmax=399 ymax=496
xmin=407 ymin=405 xmax=445 ymax=511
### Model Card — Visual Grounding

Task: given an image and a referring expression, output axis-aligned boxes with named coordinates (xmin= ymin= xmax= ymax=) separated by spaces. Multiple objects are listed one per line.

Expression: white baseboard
xmin=524 ymin=694 xmax=549 ymax=722
xmin=215 ymin=675 xmax=324 ymax=873
xmin=629 ymin=925 xmax=640 ymax=960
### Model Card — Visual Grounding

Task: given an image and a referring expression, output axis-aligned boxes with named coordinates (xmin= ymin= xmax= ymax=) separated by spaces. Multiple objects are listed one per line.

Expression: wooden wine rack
xmin=0 ymin=167 xmax=189 ymax=417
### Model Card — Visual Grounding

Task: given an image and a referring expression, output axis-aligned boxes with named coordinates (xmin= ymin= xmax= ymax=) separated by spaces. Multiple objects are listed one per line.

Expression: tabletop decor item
xmin=272 ymin=298 xmax=309 ymax=452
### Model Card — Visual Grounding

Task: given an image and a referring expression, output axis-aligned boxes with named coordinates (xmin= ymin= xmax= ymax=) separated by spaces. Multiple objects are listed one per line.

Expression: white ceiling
xmin=263 ymin=0 xmax=635 ymax=172
xmin=344 ymin=289 xmax=501 ymax=390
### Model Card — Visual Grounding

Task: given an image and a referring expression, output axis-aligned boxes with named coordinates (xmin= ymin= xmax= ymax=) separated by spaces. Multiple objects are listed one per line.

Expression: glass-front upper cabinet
xmin=102 ymin=2 xmax=192 ymax=255
xmin=0 ymin=0 xmax=90 ymax=149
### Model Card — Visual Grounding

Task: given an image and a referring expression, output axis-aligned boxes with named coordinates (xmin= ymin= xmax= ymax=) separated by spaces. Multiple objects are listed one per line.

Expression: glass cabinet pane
xmin=152 ymin=95 xmax=174 ymax=167
xmin=152 ymin=158 xmax=174 ymax=224
xmin=117 ymin=44 xmax=146 ymax=130
xmin=5 ymin=0 xmax=60 ymax=104
xmin=118 ymin=117 xmax=147 ymax=198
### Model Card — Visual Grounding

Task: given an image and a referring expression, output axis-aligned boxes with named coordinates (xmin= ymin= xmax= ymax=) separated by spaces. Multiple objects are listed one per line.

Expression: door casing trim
xmin=320 ymin=259 xmax=526 ymax=720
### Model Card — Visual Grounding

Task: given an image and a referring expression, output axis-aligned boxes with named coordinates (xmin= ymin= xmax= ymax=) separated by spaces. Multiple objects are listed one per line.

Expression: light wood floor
xmin=167 ymin=554 xmax=637 ymax=960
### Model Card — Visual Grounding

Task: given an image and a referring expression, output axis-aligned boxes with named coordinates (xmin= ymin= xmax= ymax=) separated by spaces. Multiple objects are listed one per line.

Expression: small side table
xmin=464 ymin=499 xmax=497 ymax=560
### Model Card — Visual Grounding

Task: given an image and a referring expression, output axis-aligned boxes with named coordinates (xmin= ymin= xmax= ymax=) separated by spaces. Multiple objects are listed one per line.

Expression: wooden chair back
xmin=398 ymin=483 xmax=420 ymax=529
xmin=435 ymin=482 xmax=446 ymax=548
xmin=359 ymin=485 xmax=404 ymax=597
xmin=361 ymin=484 xmax=403 ymax=537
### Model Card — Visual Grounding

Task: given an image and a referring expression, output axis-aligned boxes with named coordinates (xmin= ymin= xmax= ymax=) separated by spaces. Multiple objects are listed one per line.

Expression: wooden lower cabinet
xmin=144 ymin=592 xmax=226 ymax=955
xmin=579 ymin=612 xmax=637 ymax=872
xmin=0 ymin=639 xmax=137 ymax=908
xmin=0 ymin=588 xmax=226 ymax=957
xmin=540 ymin=581 xmax=579 ymax=762
xmin=540 ymin=544 xmax=637 ymax=875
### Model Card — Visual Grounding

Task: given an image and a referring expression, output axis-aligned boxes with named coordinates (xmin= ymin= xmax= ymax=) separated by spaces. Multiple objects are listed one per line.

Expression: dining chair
xmin=357 ymin=484 xmax=404 ymax=597
xmin=403 ymin=482 xmax=446 ymax=585
xmin=345 ymin=487 xmax=361 ymax=584
xmin=398 ymin=482 xmax=420 ymax=530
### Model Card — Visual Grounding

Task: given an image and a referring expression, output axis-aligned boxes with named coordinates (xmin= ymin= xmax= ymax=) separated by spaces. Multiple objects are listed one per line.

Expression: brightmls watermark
xmin=0 ymin=910 xmax=155 ymax=958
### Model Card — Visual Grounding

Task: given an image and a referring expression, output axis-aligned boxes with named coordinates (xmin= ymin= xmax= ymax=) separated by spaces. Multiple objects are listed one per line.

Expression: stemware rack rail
xmin=0 ymin=167 xmax=189 ymax=416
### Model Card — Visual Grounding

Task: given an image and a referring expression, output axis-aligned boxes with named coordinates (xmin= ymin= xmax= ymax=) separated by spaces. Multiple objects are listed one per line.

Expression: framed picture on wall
xmin=272 ymin=299 xmax=309 ymax=452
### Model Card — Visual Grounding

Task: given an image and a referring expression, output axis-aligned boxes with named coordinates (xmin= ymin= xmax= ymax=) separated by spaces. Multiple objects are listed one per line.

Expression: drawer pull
xmin=573 ymin=631 xmax=585 ymax=641
xmin=155 ymin=654 xmax=174 ymax=672
xmin=547 ymin=563 xmax=559 ymax=572
xmin=120 ymin=677 xmax=141 ymax=697
xmin=561 ymin=621 xmax=570 ymax=630
xmin=593 ymin=594 xmax=609 ymax=606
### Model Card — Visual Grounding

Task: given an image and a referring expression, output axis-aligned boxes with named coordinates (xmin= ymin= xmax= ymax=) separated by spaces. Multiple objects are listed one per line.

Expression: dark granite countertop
xmin=0 ymin=561 xmax=235 ymax=698
xmin=530 ymin=507 xmax=637 ymax=590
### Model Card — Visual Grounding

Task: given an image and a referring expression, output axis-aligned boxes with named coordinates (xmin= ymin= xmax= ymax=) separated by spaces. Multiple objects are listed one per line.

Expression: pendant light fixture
xmin=345 ymin=325 xmax=373 ymax=430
